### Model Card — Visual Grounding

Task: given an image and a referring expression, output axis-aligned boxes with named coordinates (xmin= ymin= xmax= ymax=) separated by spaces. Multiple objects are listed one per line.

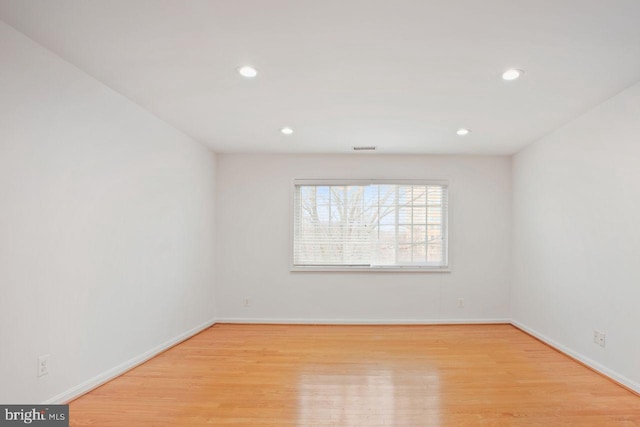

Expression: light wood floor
xmin=69 ymin=324 xmax=640 ymax=426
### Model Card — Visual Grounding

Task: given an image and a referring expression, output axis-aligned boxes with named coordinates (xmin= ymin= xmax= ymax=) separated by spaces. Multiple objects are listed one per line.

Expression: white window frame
xmin=290 ymin=179 xmax=451 ymax=272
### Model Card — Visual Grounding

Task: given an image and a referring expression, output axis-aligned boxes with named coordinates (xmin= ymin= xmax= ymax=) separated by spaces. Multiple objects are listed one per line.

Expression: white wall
xmin=5 ymin=5 xmax=636 ymax=403
xmin=512 ymin=82 xmax=640 ymax=392
xmin=216 ymin=154 xmax=511 ymax=323
xmin=0 ymin=21 xmax=217 ymax=403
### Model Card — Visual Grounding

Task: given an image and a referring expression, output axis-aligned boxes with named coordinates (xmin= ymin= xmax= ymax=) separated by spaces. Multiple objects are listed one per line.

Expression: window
xmin=292 ymin=180 xmax=449 ymax=270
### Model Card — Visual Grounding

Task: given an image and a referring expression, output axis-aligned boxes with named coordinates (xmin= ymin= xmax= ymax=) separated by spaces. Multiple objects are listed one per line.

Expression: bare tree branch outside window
xmin=294 ymin=183 xmax=447 ymax=267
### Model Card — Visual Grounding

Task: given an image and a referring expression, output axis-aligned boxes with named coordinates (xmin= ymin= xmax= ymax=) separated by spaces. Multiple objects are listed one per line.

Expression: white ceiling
xmin=1 ymin=0 xmax=640 ymax=155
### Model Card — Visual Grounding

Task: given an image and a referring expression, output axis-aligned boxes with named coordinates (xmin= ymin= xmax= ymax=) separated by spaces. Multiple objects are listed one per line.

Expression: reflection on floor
xmin=299 ymin=370 xmax=440 ymax=426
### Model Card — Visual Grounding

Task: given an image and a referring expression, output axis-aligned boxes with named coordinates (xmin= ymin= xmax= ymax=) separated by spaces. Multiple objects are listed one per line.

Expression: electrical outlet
xmin=598 ymin=332 xmax=606 ymax=348
xmin=457 ymin=299 xmax=464 ymax=308
xmin=37 ymin=354 xmax=50 ymax=377
xmin=243 ymin=298 xmax=250 ymax=308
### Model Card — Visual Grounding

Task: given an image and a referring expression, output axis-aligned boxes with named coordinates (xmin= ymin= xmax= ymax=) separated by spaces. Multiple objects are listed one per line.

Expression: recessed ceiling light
xmin=237 ymin=66 xmax=258 ymax=78
xmin=280 ymin=127 xmax=294 ymax=135
xmin=456 ymin=128 xmax=470 ymax=136
xmin=502 ymin=69 xmax=523 ymax=81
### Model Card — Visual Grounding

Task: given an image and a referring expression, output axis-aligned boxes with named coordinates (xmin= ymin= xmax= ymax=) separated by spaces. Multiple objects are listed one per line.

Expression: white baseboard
xmin=43 ymin=319 xmax=216 ymax=404
xmin=216 ymin=317 xmax=511 ymax=325
xmin=511 ymin=320 xmax=640 ymax=395
xmin=43 ymin=318 xmax=638 ymax=404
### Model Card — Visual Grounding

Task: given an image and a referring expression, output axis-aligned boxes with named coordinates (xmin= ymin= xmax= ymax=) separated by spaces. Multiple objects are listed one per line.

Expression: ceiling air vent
xmin=352 ymin=146 xmax=376 ymax=151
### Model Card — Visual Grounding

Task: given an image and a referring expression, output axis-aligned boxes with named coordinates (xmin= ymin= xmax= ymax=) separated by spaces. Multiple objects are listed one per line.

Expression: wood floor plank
xmin=69 ymin=324 xmax=640 ymax=426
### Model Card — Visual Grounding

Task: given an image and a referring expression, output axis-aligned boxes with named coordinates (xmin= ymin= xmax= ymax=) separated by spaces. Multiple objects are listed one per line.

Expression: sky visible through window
xmin=294 ymin=183 xmax=447 ymax=267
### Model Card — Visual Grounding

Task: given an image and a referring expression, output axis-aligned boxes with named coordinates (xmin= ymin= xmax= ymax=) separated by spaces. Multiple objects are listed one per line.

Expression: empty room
xmin=1 ymin=1 xmax=639 ymax=425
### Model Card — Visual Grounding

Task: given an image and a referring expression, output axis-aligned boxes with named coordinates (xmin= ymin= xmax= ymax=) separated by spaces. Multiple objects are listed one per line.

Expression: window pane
xmin=397 ymin=244 xmax=411 ymax=263
xmin=397 ymin=186 xmax=412 ymax=204
xmin=316 ymin=205 xmax=330 ymax=222
xmin=412 ymin=225 xmax=426 ymax=244
xmin=413 ymin=186 xmax=427 ymax=204
xmin=413 ymin=243 xmax=427 ymax=262
xmin=427 ymin=225 xmax=442 ymax=243
xmin=377 ymin=225 xmax=395 ymax=241
xmin=377 ymin=185 xmax=396 ymax=204
xmin=294 ymin=182 xmax=448 ymax=268
xmin=412 ymin=206 xmax=427 ymax=224
xmin=374 ymin=243 xmax=395 ymax=265
xmin=427 ymin=243 xmax=443 ymax=263
xmin=397 ymin=225 xmax=412 ymax=244
xmin=378 ymin=206 xmax=396 ymax=225
xmin=316 ymin=186 xmax=331 ymax=204
xmin=398 ymin=206 xmax=411 ymax=224
xmin=427 ymin=206 xmax=442 ymax=224
xmin=427 ymin=186 xmax=442 ymax=204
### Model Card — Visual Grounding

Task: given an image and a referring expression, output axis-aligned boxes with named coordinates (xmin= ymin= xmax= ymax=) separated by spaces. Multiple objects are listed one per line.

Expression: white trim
xmin=511 ymin=320 xmax=640 ymax=395
xmin=42 ymin=319 xmax=216 ymax=404
xmin=216 ymin=318 xmax=510 ymax=325
xmin=290 ymin=266 xmax=451 ymax=273
xmin=290 ymin=179 xmax=451 ymax=271
xmin=293 ymin=178 xmax=450 ymax=186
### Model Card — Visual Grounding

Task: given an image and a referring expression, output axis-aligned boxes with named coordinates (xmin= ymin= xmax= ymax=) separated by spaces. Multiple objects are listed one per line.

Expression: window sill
xmin=290 ymin=266 xmax=451 ymax=273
